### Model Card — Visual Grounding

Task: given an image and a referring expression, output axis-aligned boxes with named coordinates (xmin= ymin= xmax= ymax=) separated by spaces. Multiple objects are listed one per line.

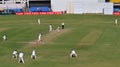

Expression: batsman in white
xmin=12 ymin=50 xmax=18 ymax=59
xmin=18 ymin=51 xmax=24 ymax=63
xmin=70 ymin=49 xmax=77 ymax=58
xmin=38 ymin=33 xmax=42 ymax=42
xmin=31 ymin=50 xmax=36 ymax=59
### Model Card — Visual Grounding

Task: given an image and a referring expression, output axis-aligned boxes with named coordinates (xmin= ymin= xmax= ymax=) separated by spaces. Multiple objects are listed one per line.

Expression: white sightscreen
xmin=51 ymin=0 xmax=67 ymax=11
xmin=98 ymin=0 xmax=105 ymax=3
xmin=70 ymin=0 xmax=98 ymax=3
xmin=103 ymin=3 xmax=113 ymax=15
xmin=50 ymin=0 xmax=113 ymax=14
xmin=73 ymin=2 xmax=105 ymax=14
xmin=51 ymin=0 xmax=100 ymax=12
xmin=72 ymin=2 xmax=83 ymax=14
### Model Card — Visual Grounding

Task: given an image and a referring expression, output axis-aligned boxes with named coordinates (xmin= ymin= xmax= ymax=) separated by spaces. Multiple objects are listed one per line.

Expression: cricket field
xmin=0 ymin=14 xmax=120 ymax=67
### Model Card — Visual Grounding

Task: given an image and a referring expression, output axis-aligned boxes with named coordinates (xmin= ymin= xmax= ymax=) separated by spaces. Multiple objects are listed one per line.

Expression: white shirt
xmin=115 ymin=19 xmax=118 ymax=24
xmin=62 ymin=23 xmax=64 ymax=25
xmin=13 ymin=51 xmax=17 ymax=55
xmin=38 ymin=33 xmax=41 ymax=38
xmin=32 ymin=50 xmax=36 ymax=56
xmin=38 ymin=19 xmax=40 ymax=24
xmin=19 ymin=52 xmax=23 ymax=58
xmin=71 ymin=50 xmax=76 ymax=54
xmin=38 ymin=33 xmax=42 ymax=40
xmin=49 ymin=24 xmax=52 ymax=31
xmin=49 ymin=25 xmax=52 ymax=28
xmin=3 ymin=35 xmax=6 ymax=40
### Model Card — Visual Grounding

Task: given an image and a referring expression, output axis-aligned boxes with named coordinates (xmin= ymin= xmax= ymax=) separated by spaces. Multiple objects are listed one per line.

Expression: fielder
xmin=61 ymin=22 xmax=64 ymax=29
xmin=38 ymin=19 xmax=40 ymax=25
xmin=12 ymin=50 xmax=18 ymax=59
xmin=18 ymin=51 xmax=24 ymax=63
xmin=70 ymin=49 xmax=77 ymax=58
xmin=31 ymin=50 xmax=36 ymax=59
xmin=2 ymin=34 xmax=7 ymax=40
xmin=49 ymin=24 xmax=53 ymax=32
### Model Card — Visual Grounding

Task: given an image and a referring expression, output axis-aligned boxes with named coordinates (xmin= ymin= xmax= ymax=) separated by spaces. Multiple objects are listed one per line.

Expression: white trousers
xmin=31 ymin=55 xmax=36 ymax=59
xmin=13 ymin=54 xmax=17 ymax=58
xmin=18 ymin=57 xmax=24 ymax=63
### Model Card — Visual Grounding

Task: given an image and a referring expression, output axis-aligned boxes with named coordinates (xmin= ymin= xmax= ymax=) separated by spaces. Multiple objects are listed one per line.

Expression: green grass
xmin=0 ymin=14 xmax=120 ymax=67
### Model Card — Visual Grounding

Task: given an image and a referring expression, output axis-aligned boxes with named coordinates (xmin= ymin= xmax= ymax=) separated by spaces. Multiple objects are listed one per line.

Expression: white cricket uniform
xmin=31 ymin=50 xmax=36 ymax=59
xmin=70 ymin=50 xmax=77 ymax=57
xmin=3 ymin=35 xmax=7 ymax=40
xmin=56 ymin=26 xmax=60 ymax=32
xmin=13 ymin=50 xmax=17 ymax=58
xmin=38 ymin=19 xmax=40 ymax=24
xmin=61 ymin=23 xmax=64 ymax=29
xmin=38 ymin=33 xmax=42 ymax=42
xmin=18 ymin=52 xmax=24 ymax=63
xmin=49 ymin=24 xmax=52 ymax=32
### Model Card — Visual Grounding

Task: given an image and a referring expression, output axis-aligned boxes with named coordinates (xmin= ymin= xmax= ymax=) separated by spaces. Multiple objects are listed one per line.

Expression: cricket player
xmin=2 ymin=34 xmax=7 ymax=40
xmin=56 ymin=26 xmax=60 ymax=32
xmin=12 ymin=50 xmax=18 ymax=59
xmin=38 ymin=19 xmax=40 ymax=25
xmin=61 ymin=22 xmax=64 ymax=29
xmin=18 ymin=51 xmax=24 ymax=63
xmin=115 ymin=19 xmax=118 ymax=25
xmin=38 ymin=33 xmax=42 ymax=42
xmin=70 ymin=49 xmax=77 ymax=58
xmin=49 ymin=24 xmax=53 ymax=32
xmin=31 ymin=50 xmax=36 ymax=59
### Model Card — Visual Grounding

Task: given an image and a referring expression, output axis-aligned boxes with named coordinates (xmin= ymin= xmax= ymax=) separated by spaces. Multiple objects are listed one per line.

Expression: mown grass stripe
xmin=78 ymin=30 xmax=102 ymax=45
